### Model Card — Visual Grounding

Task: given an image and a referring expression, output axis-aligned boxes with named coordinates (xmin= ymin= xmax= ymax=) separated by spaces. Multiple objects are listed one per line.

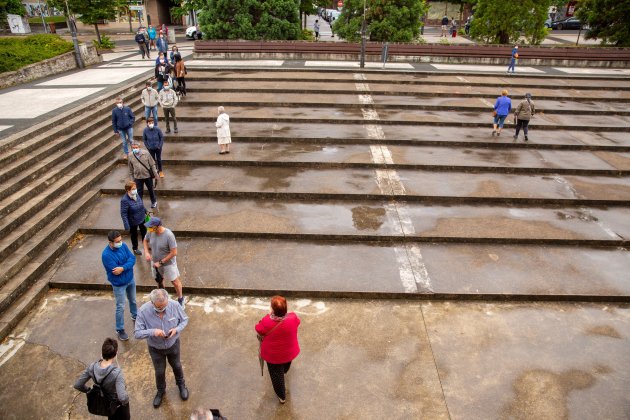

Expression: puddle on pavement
xmin=243 ymin=166 xmax=302 ymax=190
xmin=351 ymin=206 xmax=386 ymax=231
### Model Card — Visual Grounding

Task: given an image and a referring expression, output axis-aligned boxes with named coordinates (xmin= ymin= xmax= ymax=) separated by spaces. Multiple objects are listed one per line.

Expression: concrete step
xmin=79 ymin=195 xmax=629 ymax=246
xmin=186 ymin=70 xmax=630 ymax=90
xmin=99 ymin=165 xmax=630 ymax=205
xmin=121 ymin=141 xmax=630 ymax=176
xmin=0 ymin=142 xmax=117 ymax=248
xmin=0 ymin=187 xmax=97 ymax=317
xmin=179 ymin=92 xmax=630 ymax=115
xmin=0 ymin=275 xmax=49 ymax=341
xmin=172 ymin=105 xmax=630 ymax=130
xmin=136 ymin=122 xmax=630 ymax=150
xmin=49 ymin=234 xmax=630 ymax=301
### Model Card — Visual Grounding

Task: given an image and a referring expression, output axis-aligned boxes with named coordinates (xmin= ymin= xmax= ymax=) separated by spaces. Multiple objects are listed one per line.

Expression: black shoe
xmin=524 ymin=136 xmax=528 ymax=141
xmin=174 ymin=128 xmax=178 ymax=134
xmin=513 ymin=135 xmax=518 ymax=140
xmin=116 ymin=330 xmax=129 ymax=341
xmin=133 ymin=249 xmax=142 ymax=255
xmin=165 ymin=129 xmax=171 ymax=134
xmin=178 ymin=384 xmax=189 ymax=401
xmin=153 ymin=391 xmax=164 ymax=408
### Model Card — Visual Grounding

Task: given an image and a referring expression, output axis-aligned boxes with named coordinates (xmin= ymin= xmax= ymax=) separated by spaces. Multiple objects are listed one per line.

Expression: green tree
xmin=333 ymin=0 xmax=427 ymax=42
xmin=170 ymin=0 xmax=205 ymax=25
xmin=576 ymin=0 xmax=630 ymax=46
xmin=199 ymin=0 xmax=300 ymax=40
xmin=469 ymin=0 xmax=550 ymax=44
xmin=47 ymin=0 xmax=120 ymax=43
xmin=1 ymin=0 xmax=26 ymax=30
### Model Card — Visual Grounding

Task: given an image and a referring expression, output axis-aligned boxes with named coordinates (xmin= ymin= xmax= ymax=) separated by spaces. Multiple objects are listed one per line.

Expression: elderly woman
xmin=492 ymin=89 xmax=512 ymax=137
xmin=215 ymin=106 xmax=231 ymax=155
xmin=120 ymin=180 xmax=147 ymax=255
xmin=255 ymin=295 xmax=301 ymax=404
xmin=74 ymin=338 xmax=130 ymax=419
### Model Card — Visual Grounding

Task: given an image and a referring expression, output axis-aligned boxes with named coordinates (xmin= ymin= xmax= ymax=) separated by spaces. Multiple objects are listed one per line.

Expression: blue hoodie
xmin=102 ymin=243 xmax=136 ymax=287
xmin=142 ymin=125 xmax=164 ymax=150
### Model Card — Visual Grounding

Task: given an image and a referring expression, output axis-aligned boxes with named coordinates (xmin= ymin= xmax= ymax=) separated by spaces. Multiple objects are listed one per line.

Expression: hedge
xmin=0 ymin=34 xmax=74 ymax=73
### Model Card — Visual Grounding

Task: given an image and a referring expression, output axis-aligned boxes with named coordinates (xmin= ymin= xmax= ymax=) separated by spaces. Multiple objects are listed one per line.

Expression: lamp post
xmin=64 ymin=0 xmax=84 ymax=68
xmin=359 ymin=0 xmax=367 ymax=68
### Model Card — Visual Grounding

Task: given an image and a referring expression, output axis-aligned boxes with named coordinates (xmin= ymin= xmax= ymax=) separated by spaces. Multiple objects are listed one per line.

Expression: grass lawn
xmin=27 ymin=16 xmax=67 ymax=24
xmin=0 ymin=34 xmax=74 ymax=73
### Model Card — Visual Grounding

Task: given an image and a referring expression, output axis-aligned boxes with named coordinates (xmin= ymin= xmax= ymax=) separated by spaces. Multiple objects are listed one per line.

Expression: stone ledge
xmin=0 ymin=44 xmax=102 ymax=90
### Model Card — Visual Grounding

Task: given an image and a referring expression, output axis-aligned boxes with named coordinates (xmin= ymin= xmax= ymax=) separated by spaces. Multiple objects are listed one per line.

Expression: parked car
xmin=544 ymin=18 xmax=552 ymax=28
xmin=186 ymin=25 xmax=202 ymax=39
xmin=551 ymin=17 xmax=583 ymax=30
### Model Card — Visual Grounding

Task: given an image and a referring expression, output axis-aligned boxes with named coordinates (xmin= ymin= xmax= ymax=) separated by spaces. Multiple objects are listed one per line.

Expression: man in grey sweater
xmin=157 ymin=80 xmax=179 ymax=134
xmin=128 ymin=142 xmax=159 ymax=208
xmin=141 ymin=81 xmax=160 ymax=125
xmin=74 ymin=338 xmax=130 ymax=418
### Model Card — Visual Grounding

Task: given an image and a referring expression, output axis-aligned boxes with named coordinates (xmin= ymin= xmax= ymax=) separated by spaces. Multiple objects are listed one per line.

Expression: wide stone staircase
xmin=1 ymin=67 xmax=630 ymax=343
xmin=0 ymin=80 xmax=147 ymax=339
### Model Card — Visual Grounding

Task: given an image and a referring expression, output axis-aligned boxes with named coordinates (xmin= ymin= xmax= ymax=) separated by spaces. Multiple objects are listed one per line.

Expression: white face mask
xmin=130 ymin=188 xmax=138 ymax=197
xmin=148 ymin=123 xmax=154 ymax=129
xmin=116 ymin=103 xmax=123 ymax=109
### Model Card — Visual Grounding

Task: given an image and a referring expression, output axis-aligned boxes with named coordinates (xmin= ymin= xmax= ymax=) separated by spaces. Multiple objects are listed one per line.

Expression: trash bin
xmin=452 ymin=29 xmax=457 ymax=38
xmin=49 ymin=22 xmax=56 ymax=33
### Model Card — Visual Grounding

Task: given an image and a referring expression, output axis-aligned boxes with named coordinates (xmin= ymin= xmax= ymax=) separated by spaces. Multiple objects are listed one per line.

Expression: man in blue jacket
xmin=101 ymin=230 xmax=137 ymax=341
xmin=112 ymin=97 xmax=136 ymax=158
xmin=142 ymin=117 xmax=165 ymax=177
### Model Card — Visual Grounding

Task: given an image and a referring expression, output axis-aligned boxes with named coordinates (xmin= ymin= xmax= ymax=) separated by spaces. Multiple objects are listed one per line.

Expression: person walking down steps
xmin=216 ymin=106 xmax=231 ymax=155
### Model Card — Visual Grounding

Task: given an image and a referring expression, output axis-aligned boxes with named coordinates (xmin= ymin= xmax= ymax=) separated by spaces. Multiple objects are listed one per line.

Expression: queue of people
xmin=492 ymin=89 xmax=536 ymax=141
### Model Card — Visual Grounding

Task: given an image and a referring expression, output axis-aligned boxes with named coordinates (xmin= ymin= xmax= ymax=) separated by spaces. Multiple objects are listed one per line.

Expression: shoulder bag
xmin=256 ymin=319 xmax=284 ymax=376
xmin=133 ymin=152 xmax=157 ymax=188
xmin=86 ymin=365 xmax=120 ymax=416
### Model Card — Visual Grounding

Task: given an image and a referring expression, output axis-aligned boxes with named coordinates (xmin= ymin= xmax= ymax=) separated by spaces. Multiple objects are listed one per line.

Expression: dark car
xmin=551 ymin=17 xmax=583 ymax=30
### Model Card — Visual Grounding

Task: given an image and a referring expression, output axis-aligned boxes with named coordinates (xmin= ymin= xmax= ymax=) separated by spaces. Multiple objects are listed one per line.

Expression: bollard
xmin=381 ymin=42 xmax=389 ymax=67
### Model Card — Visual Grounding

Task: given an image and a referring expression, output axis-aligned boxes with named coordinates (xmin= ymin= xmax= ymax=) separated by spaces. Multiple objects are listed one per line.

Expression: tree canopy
xmin=469 ymin=0 xmax=551 ymax=45
xmin=198 ymin=0 xmax=301 ymax=40
xmin=333 ymin=0 xmax=427 ymax=42
xmin=576 ymin=0 xmax=630 ymax=47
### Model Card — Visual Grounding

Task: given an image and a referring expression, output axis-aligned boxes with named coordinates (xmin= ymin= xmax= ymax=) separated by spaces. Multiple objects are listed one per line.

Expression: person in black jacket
xmin=135 ymin=29 xmax=149 ymax=59
xmin=74 ymin=338 xmax=130 ymax=420
xmin=111 ymin=97 xmax=135 ymax=159
xmin=142 ymin=118 xmax=165 ymax=177
xmin=155 ymin=55 xmax=172 ymax=92
xmin=121 ymin=180 xmax=148 ymax=255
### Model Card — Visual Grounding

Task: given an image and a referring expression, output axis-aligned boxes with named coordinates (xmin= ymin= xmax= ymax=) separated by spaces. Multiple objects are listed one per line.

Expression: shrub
xmin=92 ymin=34 xmax=115 ymax=50
xmin=299 ymin=28 xmax=315 ymax=41
xmin=0 ymin=34 xmax=74 ymax=73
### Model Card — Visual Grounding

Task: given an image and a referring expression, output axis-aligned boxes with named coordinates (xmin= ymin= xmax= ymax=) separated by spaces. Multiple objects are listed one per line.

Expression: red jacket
xmin=255 ymin=313 xmax=301 ymax=364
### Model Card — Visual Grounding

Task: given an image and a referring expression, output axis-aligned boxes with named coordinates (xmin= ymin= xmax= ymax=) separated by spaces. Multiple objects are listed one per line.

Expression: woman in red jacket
xmin=255 ymin=295 xmax=301 ymax=403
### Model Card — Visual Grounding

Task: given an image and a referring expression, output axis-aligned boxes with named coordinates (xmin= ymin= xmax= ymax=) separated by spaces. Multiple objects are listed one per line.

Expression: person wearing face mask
xmin=155 ymin=54 xmax=172 ymax=92
xmin=142 ymin=118 xmax=165 ymax=177
xmin=112 ymin=97 xmax=136 ymax=159
xmin=134 ymin=288 xmax=189 ymax=408
xmin=141 ymin=81 xmax=159 ymax=125
xmin=120 ymin=180 xmax=148 ymax=255
xmin=169 ymin=45 xmax=181 ymax=63
xmin=101 ymin=230 xmax=137 ymax=341
xmin=174 ymin=54 xmax=187 ymax=97
xmin=128 ymin=142 xmax=159 ymax=208
xmin=156 ymin=31 xmax=168 ymax=55
xmin=158 ymin=81 xmax=179 ymax=134
xmin=148 ymin=24 xmax=157 ymax=50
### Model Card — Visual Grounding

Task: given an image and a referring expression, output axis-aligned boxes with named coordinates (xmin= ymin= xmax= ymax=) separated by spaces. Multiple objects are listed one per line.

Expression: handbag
xmin=492 ymin=110 xmax=497 ymax=117
xmin=133 ymin=151 xmax=158 ymax=188
xmin=257 ymin=319 xmax=284 ymax=376
xmin=86 ymin=366 xmax=120 ymax=416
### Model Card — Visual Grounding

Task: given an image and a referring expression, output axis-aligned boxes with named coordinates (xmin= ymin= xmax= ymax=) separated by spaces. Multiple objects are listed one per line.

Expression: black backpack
xmin=135 ymin=33 xmax=145 ymax=43
xmin=86 ymin=365 xmax=120 ymax=416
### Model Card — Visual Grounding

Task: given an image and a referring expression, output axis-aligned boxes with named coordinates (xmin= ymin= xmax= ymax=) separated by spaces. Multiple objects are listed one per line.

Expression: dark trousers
xmin=135 ymin=177 xmax=157 ymax=205
xmin=109 ymin=403 xmax=130 ymax=420
xmin=515 ymin=119 xmax=530 ymax=136
xmin=267 ymin=361 xmax=292 ymax=400
xmin=176 ymin=77 xmax=186 ymax=95
xmin=129 ymin=223 xmax=147 ymax=251
xmin=148 ymin=148 xmax=163 ymax=172
xmin=164 ymin=107 xmax=177 ymax=131
xmin=148 ymin=339 xmax=185 ymax=392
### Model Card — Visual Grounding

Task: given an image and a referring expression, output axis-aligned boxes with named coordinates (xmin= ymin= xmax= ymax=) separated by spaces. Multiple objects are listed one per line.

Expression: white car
xmin=186 ymin=25 xmax=202 ymax=39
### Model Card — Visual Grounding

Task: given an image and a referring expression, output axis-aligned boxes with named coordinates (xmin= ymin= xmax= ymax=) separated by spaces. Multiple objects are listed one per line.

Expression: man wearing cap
xmin=513 ymin=93 xmax=536 ymax=142
xmin=134 ymin=288 xmax=189 ymax=408
xmin=143 ymin=217 xmax=185 ymax=306
xmin=101 ymin=230 xmax=137 ymax=341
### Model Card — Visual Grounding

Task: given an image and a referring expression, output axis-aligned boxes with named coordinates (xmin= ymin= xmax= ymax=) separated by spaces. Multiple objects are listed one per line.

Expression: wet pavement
xmin=0 ymin=291 xmax=627 ymax=419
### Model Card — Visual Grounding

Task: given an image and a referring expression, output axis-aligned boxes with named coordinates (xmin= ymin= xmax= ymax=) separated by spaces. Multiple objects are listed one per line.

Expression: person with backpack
xmin=135 ymin=28 xmax=149 ymax=59
xmin=441 ymin=15 xmax=449 ymax=37
xmin=74 ymin=338 xmax=130 ymax=419
xmin=513 ymin=93 xmax=536 ymax=142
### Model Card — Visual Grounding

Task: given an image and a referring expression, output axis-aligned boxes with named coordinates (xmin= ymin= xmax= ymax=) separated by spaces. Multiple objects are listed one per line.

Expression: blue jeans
xmin=118 ymin=127 xmax=134 ymax=154
xmin=145 ymin=106 xmax=158 ymax=124
xmin=507 ymin=58 xmax=516 ymax=72
xmin=493 ymin=114 xmax=507 ymax=128
xmin=112 ymin=279 xmax=137 ymax=331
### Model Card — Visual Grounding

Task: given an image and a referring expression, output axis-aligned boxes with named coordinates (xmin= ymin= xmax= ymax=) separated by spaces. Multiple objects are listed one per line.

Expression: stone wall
xmin=0 ymin=44 xmax=102 ymax=90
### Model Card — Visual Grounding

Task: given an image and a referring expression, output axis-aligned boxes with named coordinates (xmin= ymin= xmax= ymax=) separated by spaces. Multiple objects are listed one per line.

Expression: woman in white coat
xmin=216 ymin=106 xmax=231 ymax=154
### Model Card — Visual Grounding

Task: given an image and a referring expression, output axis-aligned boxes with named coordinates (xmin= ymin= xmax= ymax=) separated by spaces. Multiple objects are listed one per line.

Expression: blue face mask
xmin=113 ymin=242 xmax=123 ymax=249
xmin=133 ymin=148 xmax=140 ymax=155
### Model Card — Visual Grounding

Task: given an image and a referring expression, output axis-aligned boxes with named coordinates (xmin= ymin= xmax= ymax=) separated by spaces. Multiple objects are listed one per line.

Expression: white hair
xmin=150 ymin=288 xmax=169 ymax=304
xmin=218 ymin=106 xmax=225 ymax=113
